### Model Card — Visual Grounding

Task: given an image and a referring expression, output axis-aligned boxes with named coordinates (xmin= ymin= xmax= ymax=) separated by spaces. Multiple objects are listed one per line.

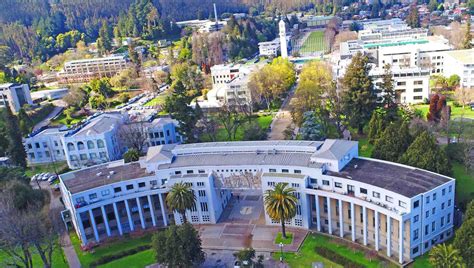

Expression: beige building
xmin=58 ymin=55 xmax=129 ymax=83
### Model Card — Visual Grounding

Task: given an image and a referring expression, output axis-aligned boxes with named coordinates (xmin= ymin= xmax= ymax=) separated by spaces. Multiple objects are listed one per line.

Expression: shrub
xmin=89 ymin=245 xmax=151 ymax=267
xmin=445 ymin=143 xmax=465 ymax=164
xmin=315 ymin=246 xmax=364 ymax=268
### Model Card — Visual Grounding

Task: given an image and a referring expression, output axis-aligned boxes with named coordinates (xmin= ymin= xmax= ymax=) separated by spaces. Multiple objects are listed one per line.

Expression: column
xmin=338 ymin=199 xmax=343 ymax=238
xmin=315 ymin=194 xmax=321 ymax=232
xmin=77 ymin=213 xmax=88 ymax=245
xmin=375 ymin=211 xmax=379 ymax=251
xmin=136 ymin=197 xmax=146 ymax=229
xmin=326 ymin=196 xmax=332 ymax=235
xmin=112 ymin=202 xmax=123 ymax=235
xmin=351 ymin=202 xmax=355 ymax=242
xmin=387 ymin=216 xmax=392 ymax=257
xmin=159 ymin=193 xmax=168 ymax=226
xmin=399 ymin=219 xmax=404 ymax=264
xmin=125 ymin=199 xmax=134 ymax=231
xmin=147 ymin=195 xmax=157 ymax=227
xmin=363 ymin=206 xmax=368 ymax=246
xmin=101 ymin=206 xmax=111 ymax=236
xmin=89 ymin=209 xmax=100 ymax=242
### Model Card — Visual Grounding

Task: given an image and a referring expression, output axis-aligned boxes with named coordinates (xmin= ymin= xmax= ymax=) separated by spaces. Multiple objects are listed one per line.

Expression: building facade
xmin=0 ymin=83 xmax=33 ymax=112
xmin=258 ymin=38 xmax=280 ymax=57
xmin=443 ymin=49 xmax=474 ymax=89
xmin=59 ymin=140 xmax=455 ymax=264
xmin=24 ymin=127 xmax=67 ymax=165
xmin=58 ymin=56 xmax=129 ymax=83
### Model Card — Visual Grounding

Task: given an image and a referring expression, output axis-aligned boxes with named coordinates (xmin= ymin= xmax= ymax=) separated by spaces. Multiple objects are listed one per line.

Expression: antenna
xmin=213 ymin=3 xmax=218 ymax=25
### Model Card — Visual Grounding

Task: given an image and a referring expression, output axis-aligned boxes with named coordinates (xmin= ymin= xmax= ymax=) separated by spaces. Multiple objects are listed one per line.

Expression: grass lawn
xmin=98 ymin=249 xmax=155 ymax=268
xmin=274 ymin=233 xmax=396 ymax=268
xmin=25 ymin=161 xmax=69 ymax=177
xmin=275 ymin=232 xmax=293 ymax=245
xmin=357 ymin=138 xmax=374 ymax=157
xmin=70 ymin=232 xmax=152 ymax=267
xmin=452 ymin=162 xmax=474 ymax=207
xmin=0 ymin=244 xmax=68 ymax=268
xmin=300 ymin=31 xmax=326 ymax=53
xmin=144 ymin=94 xmax=168 ymax=107
xmin=413 ymin=102 xmax=474 ymax=119
xmin=408 ymin=254 xmax=431 ymax=268
xmin=201 ymin=114 xmax=273 ymax=142
xmin=50 ymin=112 xmax=87 ymax=127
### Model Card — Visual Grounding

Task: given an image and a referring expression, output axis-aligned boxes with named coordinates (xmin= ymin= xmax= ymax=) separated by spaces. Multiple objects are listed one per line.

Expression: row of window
xmin=67 ymin=140 xmax=105 ymax=151
xmin=27 ymin=140 xmax=62 ymax=150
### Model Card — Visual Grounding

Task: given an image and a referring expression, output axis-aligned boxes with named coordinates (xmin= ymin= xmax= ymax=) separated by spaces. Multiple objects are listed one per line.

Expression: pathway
xmin=268 ymin=85 xmax=297 ymax=140
xmin=33 ymin=106 xmax=63 ymax=131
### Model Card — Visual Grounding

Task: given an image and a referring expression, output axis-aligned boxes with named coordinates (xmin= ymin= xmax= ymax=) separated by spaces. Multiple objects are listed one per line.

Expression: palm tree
xmin=166 ymin=182 xmax=196 ymax=224
xmin=429 ymin=243 xmax=464 ymax=268
xmin=264 ymin=182 xmax=298 ymax=238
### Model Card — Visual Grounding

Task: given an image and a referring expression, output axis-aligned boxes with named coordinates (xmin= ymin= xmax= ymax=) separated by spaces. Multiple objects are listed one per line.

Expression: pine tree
xmin=17 ymin=108 xmax=33 ymax=136
xmin=3 ymin=106 xmax=27 ymax=168
xmin=341 ymin=52 xmax=377 ymax=134
xmin=97 ymin=19 xmax=112 ymax=54
xmin=380 ymin=64 xmax=398 ymax=122
xmin=453 ymin=218 xmax=474 ymax=267
xmin=372 ymin=122 xmax=412 ymax=162
xmin=463 ymin=15 xmax=472 ymax=49
xmin=406 ymin=5 xmax=420 ymax=28
xmin=399 ymin=131 xmax=451 ymax=175
xmin=368 ymin=112 xmax=383 ymax=144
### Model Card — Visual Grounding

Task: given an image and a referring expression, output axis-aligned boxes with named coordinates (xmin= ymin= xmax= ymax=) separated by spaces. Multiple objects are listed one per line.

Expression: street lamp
xmin=279 ymin=242 xmax=284 ymax=263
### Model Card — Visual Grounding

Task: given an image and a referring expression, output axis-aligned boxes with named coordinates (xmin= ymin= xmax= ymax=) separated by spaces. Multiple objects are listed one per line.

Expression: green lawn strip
xmin=144 ymin=94 xmax=168 ymax=107
xmin=452 ymin=162 xmax=474 ymax=207
xmin=50 ymin=112 xmax=87 ymax=127
xmin=408 ymin=253 xmax=432 ymax=268
xmin=25 ymin=161 xmax=69 ymax=177
xmin=413 ymin=102 xmax=474 ymax=119
xmin=274 ymin=233 xmax=396 ymax=268
xmin=300 ymin=31 xmax=326 ymax=53
xmin=357 ymin=138 xmax=373 ymax=157
xmin=70 ymin=232 xmax=152 ymax=267
xmin=97 ymin=249 xmax=155 ymax=268
xmin=275 ymin=232 xmax=293 ymax=245
xmin=0 ymin=243 xmax=68 ymax=268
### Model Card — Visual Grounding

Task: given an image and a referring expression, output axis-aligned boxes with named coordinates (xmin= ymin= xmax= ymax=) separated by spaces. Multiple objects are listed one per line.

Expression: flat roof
xmin=444 ymin=49 xmax=474 ymax=64
xmin=327 ymin=158 xmax=451 ymax=198
xmin=61 ymin=162 xmax=150 ymax=194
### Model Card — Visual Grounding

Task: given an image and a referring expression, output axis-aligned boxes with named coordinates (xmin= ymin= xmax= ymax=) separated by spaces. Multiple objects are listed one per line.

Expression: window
xmin=97 ymin=139 xmax=105 ymax=148
xmin=291 ymin=183 xmax=300 ymax=188
xmin=441 ymin=216 xmax=444 ymax=227
xmin=441 ymin=202 xmax=445 ymax=209
xmin=186 ymin=170 xmax=194 ymax=174
xmin=101 ymin=189 xmax=110 ymax=196
xmin=198 ymin=190 xmax=206 ymax=197
xmin=282 ymin=169 xmax=289 ymax=173
xmin=335 ymin=182 xmax=342 ymax=188
xmin=87 ymin=140 xmax=95 ymax=149
xmin=267 ymin=181 xmax=275 ymax=187
xmin=426 ymin=196 xmax=430 ymax=204
xmin=442 ymin=188 xmax=446 ymax=196
xmin=198 ymin=170 xmax=205 ymax=174
xmin=414 ymin=229 xmax=419 ymax=240
xmin=399 ymin=201 xmax=407 ymax=208
xmin=397 ymin=81 xmax=406 ymax=86
xmin=80 ymin=154 xmax=87 ymax=160
xmin=200 ymin=202 xmax=208 ymax=212
xmin=138 ymin=182 xmax=146 ymax=188
xmin=413 ymin=88 xmax=423 ymax=92
xmin=425 ymin=225 xmax=429 ymax=235
xmin=373 ymin=191 xmax=380 ymax=198
xmin=448 ymin=199 xmax=452 ymax=206
xmin=447 ymin=213 xmax=451 ymax=223
xmin=27 ymin=143 xmax=32 ymax=149
xmin=426 ymin=211 xmax=429 ymax=218
xmin=76 ymin=197 xmax=85 ymax=203
xmin=432 ymin=221 xmax=435 ymax=232
xmin=322 ymin=180 xmax=330 ymax=186
xmin=449 ymin=185 xmax=452 ymax=192
xmin=126 ymin=184 xmax=134 ymax=190
xmin=414 ymin=200 xmax=420 ymax=208
xmin=432 ymin=207 xmax=436 ymax=215
xmin=269 ymin=168 xmax=276 ymax=172
xmin=197 ymin=182 xmax=205 ymax=187
xmin=89 ymin=193 xmax=97 ymax=199
xmin=413 ymin=246 xmax=419 ymax=254
xmin=386 ymin=196 xmax=393 ymax=203
xmin=310 ymin=178 xmax=317 ymax=184
xmin=174 ymin=171 xmax=181 ymax=175
xmin=433 ymin=193 xmax=437 ymax=201
xmin=414 ymin=215 xmax=419 ymax=223
xmin=360 ymin=188 xmax=368 ymax=194
xmin=414 ymin=80 xmax=423 ymax=85
xmin=35 ymin=142 xmax=40 ymax=148
xmin=294 ymin=170 xmax=301 ymax=174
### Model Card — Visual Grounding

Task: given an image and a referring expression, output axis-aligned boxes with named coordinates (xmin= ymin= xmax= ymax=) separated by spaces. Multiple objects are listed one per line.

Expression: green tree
xmin=428 ymin=0 xmax=439 ymax=12
xmin=463 ymin=16 xmax=472 ymax=49
xmin=152 ymin=223 xmax=204 ymax=267
xmin=341 ymin=52 xmax=377 ymax=134
xmin=429 ymin=243 xmax=464 ymax=268
xmin=372 ymin=122 xmax=412 ymax=162
xmin=399 ymin=131 xmax=451 ymax=175
xmin=165 ymin=182 xmax=196 ymax=223
xmin=367 ymin=112 xmax=384 ymax=144
xmin=97 ymin=20 xmax=112 ymax=54
xmin=2 ymin=106 xmax=26 ymax=168
xmin=264 ymin=183 xmax=298 ymax=238
xmin=380 ymin=64 xmax=398 ymax=121
xmin=465 ymin=200 xmax=474 ymax=220
xmin=123 ymin=148 xmax=139 ymax=163
xmin=164 ymin=81 xmax=202 ymax=142
xmin=453 ymin=218 xmax=474 ymax=267
xmin=234 ymin=248 xmax=256 ymax=268
xmin=17 ymin=108 xmax=33 ymax=136
xmin=300 ymin=111 xmax=327 ymax=141
xmin=89 ymin=94 xmax=106 ymax=109
xmin=89 ymin=78 xmax=113 ymax=98
xmin=406 ymin=5 xmax=420 ymax=28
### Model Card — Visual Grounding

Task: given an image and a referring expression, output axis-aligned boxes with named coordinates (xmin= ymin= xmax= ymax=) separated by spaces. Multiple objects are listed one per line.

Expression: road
xmin=33 ymin=106 xmax=64 ymax=131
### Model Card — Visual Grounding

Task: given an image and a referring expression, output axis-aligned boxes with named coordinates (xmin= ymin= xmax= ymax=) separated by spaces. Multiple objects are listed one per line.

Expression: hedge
xmin=314 ymin=246 xmax=365 ymax=268
xmin=89 ymin=245 xmax=152 ymax=267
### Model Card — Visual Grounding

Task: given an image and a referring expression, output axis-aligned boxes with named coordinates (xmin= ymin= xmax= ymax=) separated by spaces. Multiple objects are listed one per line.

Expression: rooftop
xmin=68 ymin=114 xmax=122 ymax=137
xmin=444 ymin=49 xmax=474 ymax=64
xmin=327 ymin=158 xmax=451 ymax=198
xmin=61 ymin=161 xmax=150 ymax=194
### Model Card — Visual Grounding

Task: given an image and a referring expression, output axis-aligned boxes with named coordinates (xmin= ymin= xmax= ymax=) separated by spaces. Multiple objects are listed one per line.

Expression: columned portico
xmin=326 ymin=196 xmax=332 ymax=235
xmin=125 ymin=199 xmax=134 ymax=231
xmin=147 ymin=195 xmax=157 ymax=227
xmin=338 ymin=199 xmax=343 ymax=238
xmin=375 ymin=210 xmax=379 ymax=251
xmin=363 ymin=206 xmax=367 ymax=246
xmin=101 ymin=206 xmax=111 ymax=236
xmin=113 ymin=202 xmax=123 ymax=235
xmin=315 ymin=194 xmax=321 ymax=231
xmin=136 ymin=197 xmax=146 ymax=229
xmin=89 ymin=209 xmax=99 ymax=242
xmin=159 ymin=193 xmax=168 ymax=226
xmin=77 ymin=212 xmax=87 ymax=244
xmin=351 ymin=202 xmax=355 ymax=242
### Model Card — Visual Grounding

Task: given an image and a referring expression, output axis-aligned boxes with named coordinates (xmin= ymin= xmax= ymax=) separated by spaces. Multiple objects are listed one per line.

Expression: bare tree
xmin=118 ymin=122 xmax=149 ymax=153
xmin=454 ymin=87 xmax=473 ymax=109
xmin=334 ymin=31 xmax=358 ymax=51
xmin=196 ymin=116 xmax=219 ymax=142
xmin=215 ymin=103 xmax=244 ymax=141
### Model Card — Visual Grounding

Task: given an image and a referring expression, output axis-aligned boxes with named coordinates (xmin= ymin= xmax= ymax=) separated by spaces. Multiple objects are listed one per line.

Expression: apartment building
xmin=59 ymin=140 xmax=455 ymax=265
xmin=210 ymin=64 xmax=246 ymax=86
xmin=0 ymin=83 xmax=33 ymax=112
xmin=24 ymin=127 xmax=67 ymax=165
xmin=258 ymin=38 xmax=280 ymax=57
xmin=443 ymin=49 xmax=474 ymax=89
xmin=58 ymin=55 xmax=129 ymax=83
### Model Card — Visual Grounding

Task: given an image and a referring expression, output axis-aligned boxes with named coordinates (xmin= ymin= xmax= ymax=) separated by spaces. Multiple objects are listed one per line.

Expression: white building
xmin=58 ymin=55 xmax=129 ymax=83
xmin=210 ymin=64 xmax=245 ymax=86
xmin=24 ymin=127 xmax=67 ymax=165
xmin=279 ymin=19 xmax=288 ymax=59
xmin=443 ymin=49 xmax=474 ymax=89
xmin=258 ymin=38 xmax=280 ymax=57
xmin=59 ymin=139 xmax=455 ymax=265
xmin=0 ymin=83 xmax=33 ymax=112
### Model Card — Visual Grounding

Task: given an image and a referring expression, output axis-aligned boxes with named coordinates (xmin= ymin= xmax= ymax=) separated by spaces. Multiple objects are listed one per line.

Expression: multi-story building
xmin=58 ymin=55 xmax=129 ymax=83
xmin=443 ymin=49 xmax=474 ymax=89
xmin=59 ymin=139 xmax=455 ymax=265
xmin=0 ymin=83 xmax=33 ymax=112
xmin=258 ymin=38 xmax=280 ymax=57
xmin=210 ymin=64 xmax=246 ymax=86
xmin=24 ymin=127 xmax=67 ymax=165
